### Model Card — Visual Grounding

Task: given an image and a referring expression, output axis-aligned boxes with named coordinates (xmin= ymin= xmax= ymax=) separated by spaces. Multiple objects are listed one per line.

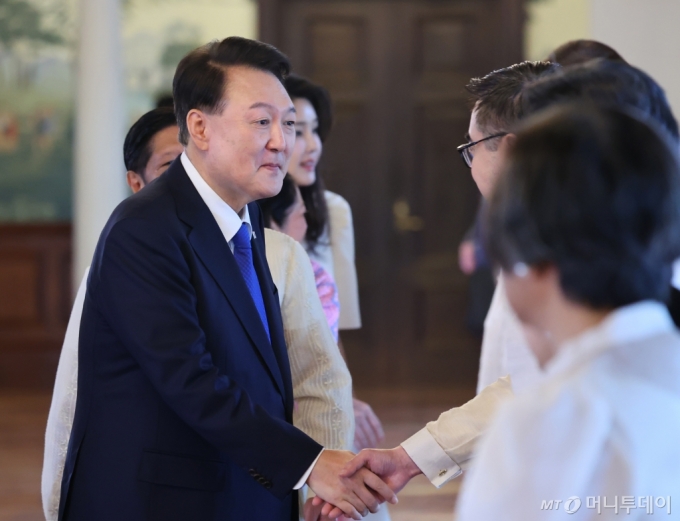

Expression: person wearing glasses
xmin=456 ymin=103 xmax=680 ymax=520
xmin=460 ymin=62 xmax=561 ymax=398
xmin=312 ymin=58 xmax=680 ymax=519
xmin=309 ymin=62 xmax=556 ymax=518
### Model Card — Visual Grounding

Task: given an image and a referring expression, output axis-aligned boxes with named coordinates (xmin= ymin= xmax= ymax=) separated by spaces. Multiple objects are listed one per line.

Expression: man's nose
xmin=267 ymin=121 xmax=286 ymax=152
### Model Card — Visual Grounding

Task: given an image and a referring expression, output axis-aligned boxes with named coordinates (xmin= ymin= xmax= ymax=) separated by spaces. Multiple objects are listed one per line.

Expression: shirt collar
xmin=181 ymin=152 xmax=252 ymax=243
xmin=672 ymin=259 xmax=680 ymax=290
xmin=545 ymin=300 xmax=674 ymax=378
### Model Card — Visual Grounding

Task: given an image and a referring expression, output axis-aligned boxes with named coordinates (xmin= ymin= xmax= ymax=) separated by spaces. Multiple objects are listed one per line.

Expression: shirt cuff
xmin=401 ymin=428 xmax=461 ymax=488
xmin=294 ymin=449 xmax=324 ymax=490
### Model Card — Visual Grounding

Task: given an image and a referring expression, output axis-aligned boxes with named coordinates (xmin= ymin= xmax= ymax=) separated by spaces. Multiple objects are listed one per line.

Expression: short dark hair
xmin=466 ymin=61 xmax=560 ymax=139
xmin=519 ymin=60 xmax=680 ymax=142
xmin=173 ymin=37 xmax=291 ymax=146
xmin=283 ymin=74 xmax=332 ymax=252
xmin=486 ymin=105 xmax=680 ymax=308
xmin=548 ymin=39 xmax=627 ymax=66
xmin=123 ymin=106 xmax=178 ymax=176
xmin=155 ymin=94 xmax=174 ymax=108
xmin=259 ymin=174 xmax=298 ymax=228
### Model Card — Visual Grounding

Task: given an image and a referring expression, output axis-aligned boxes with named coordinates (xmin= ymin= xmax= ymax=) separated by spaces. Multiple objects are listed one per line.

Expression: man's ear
xmin=499 ymin=132 xmax=517 ymax=152
xmin=126 ymin=171 xmax=146 ymax=194
xmin=186 ymin=109 xmax=210 ymax=151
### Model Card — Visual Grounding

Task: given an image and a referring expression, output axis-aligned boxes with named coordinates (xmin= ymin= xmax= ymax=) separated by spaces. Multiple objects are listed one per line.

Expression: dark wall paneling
xmin=260 ymin=0 xmax=524 ymax=388
xmin=0 ymin=224 xmax=71 ymax=389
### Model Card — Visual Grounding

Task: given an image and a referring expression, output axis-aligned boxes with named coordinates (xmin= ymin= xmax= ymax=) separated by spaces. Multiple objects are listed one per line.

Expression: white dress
xmin=457 ymin=301 xmax=680 ymax=520
xmin=42 ymin=229 xmax=354 ymax=521
xmin=307 ymin=191 xmax=362 ymax=330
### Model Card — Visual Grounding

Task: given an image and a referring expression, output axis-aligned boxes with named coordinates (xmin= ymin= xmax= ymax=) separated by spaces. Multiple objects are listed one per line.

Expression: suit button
xmin=249 ymin=469 xmax=258 ymax=477
xmin=265 ymin=482 xmax=273 ymax=489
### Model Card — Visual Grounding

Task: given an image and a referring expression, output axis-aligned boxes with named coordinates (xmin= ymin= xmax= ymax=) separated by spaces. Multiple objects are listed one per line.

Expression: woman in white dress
xmin=260 ymin=175 xmax=342 ymax=343
xmin=284 ymin=75 xmax=386 ymax=453
xmin=456 ymin=105 xmax=680 ymax=520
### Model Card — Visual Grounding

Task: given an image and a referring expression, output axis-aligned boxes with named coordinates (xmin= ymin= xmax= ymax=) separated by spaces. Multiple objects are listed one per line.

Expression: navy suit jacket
xmin=668 ymin=286 xmax=680 ymax=328
xmin=59 ymin=159 xmax=322 ymax=521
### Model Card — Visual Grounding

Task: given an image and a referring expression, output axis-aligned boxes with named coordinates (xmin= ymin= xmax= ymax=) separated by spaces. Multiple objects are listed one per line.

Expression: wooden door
xmin=0 ymin=224 xmax=71 ymax=388
xmin=260 ymin=0 xmax=524 ymax=388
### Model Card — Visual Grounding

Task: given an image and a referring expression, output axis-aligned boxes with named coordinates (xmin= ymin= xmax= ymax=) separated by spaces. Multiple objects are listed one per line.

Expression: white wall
xmin=525 ymin=0 xmax=591 ymax=61
xmin=592 ymin=0 xmax=680 ymax=116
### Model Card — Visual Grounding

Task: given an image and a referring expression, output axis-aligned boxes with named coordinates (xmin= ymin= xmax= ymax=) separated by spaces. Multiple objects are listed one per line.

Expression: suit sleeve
xmin=94 ymin=216 xmax=322 ymax=499
xmin=281 ymin=238 xmax=354 ymax=451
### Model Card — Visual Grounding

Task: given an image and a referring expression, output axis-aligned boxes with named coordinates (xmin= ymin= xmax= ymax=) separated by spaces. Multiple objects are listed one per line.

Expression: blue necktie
xmin=232 ymin=223 xmax=270 ymax=342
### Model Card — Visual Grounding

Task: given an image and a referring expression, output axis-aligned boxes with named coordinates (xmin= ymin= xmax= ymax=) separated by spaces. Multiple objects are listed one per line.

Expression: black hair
xmin=173 ymin=37 xmax=291 ymax=146
xmin=548 ymin=39 xmax=627 ymax=66
xmin=259 ymin=174 xmax=298 ymax=229
xmin=486 ymin=104 xmax=680 ymax=308
xmin=519 ymin=60 xmax=680 ymax=142
xmin=466 ymin=61 xmax=560 ymax=141
xmin=283 ymin=74 xmax=332 ymax=252
xmin=155 ymin=94 xmax=174 ymax=108
xmin=284 ymin=74 xmax=333 ymax=141
xmin=123 ymin=106 xmax=178 ymax=177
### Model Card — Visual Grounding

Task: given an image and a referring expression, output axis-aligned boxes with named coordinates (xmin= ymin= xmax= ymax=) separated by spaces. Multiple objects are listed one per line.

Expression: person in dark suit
xmin=59 ymin=37 xmax=394 ymax=521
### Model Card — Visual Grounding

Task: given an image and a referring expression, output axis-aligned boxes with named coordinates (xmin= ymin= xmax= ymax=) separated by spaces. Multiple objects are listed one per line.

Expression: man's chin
xmin=256 ymin=179 xmax=285 ymax=200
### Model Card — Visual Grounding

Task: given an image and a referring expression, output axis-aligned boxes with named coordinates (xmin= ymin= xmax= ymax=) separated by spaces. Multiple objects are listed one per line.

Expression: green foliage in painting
xmin=0 ymin=0 xmax=74 ymax=222
xmin=0 ymin=0 xmax=63 ymax=49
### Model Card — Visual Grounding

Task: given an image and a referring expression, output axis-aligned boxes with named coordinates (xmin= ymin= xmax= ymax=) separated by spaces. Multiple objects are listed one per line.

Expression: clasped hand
xmin=306 ymin=447 xmax=422 ymax=520
xmin=306 ymin=449 xmax=397 ymax=520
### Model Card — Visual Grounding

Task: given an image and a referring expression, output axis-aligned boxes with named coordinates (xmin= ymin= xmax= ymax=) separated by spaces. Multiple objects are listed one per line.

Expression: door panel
xmin=261 ymin=0 xmax=524 ymax=388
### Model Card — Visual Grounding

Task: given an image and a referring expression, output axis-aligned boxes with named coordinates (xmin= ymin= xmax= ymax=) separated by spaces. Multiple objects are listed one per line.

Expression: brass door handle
xmin=393 ymin=198 xmax=424 ymax=232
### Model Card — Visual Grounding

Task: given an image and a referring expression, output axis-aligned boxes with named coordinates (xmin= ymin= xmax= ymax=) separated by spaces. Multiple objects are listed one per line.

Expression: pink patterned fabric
xmin=311 ymin=259 xmax=340 ymax=342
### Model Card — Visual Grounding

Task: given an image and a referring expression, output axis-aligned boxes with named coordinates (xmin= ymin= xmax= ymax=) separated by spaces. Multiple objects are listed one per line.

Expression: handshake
xmin=304 ymin=447 xmax=423 ymax=521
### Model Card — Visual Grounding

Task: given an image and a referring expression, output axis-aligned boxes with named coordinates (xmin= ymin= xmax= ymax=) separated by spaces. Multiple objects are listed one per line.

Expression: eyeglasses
xmin=457 ymin=132 xmax=508 ymax=168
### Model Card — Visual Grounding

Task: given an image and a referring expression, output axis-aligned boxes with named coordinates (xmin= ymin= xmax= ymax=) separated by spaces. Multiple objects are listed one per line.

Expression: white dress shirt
xmin=477 ymin=273 xmax=542 ymax=394
xmin=456 ymin=301 xmax=680 ymax=520
xmin=672 ymin=259 xmax=680 ymax=290
xmin=181 ymin=152 xmax=252 ymax=247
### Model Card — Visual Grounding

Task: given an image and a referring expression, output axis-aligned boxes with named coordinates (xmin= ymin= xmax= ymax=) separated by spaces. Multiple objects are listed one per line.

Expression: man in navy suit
xmin=59 ymin=37 xmax=394 ymax=521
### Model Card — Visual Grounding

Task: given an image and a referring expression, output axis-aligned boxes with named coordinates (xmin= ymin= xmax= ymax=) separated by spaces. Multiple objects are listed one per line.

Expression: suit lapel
xmin=167 ymin=161 xmax=286 ymax=397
